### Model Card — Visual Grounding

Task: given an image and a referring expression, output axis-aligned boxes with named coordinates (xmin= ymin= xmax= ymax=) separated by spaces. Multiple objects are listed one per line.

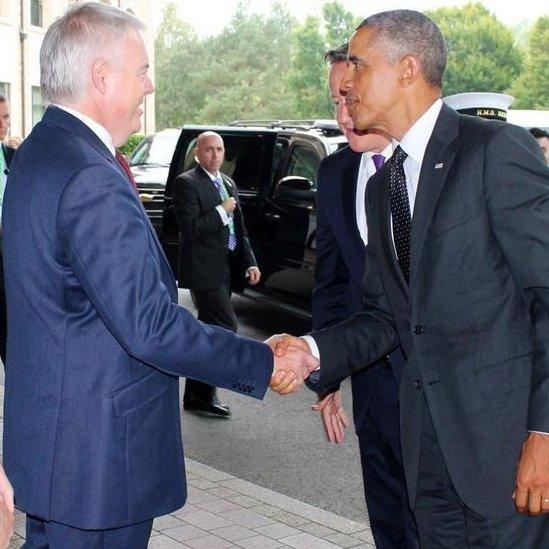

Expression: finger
xmin=541 ymin=496 xmax=549 ymax=514
xmin=278 ymin=377 xmax=301 ymax=395
xmin=269 ymin=370 xmax=288 ymax=388
xmin=514 ymin=486 xmax=529 ymax=514
xmin=529 ymin=491 xmax=542 ymax=516
xmin=338 ymin=407 xmax=351 ymax=429
xmin=330 ymin=413 xmax=344 ymax=444
xmin=322 ymin=407 xmax=336 ymax=443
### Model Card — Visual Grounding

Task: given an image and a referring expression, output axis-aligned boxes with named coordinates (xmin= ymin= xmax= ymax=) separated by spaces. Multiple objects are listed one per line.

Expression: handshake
xmin=264 ymin=334 xmax=316 ymax=395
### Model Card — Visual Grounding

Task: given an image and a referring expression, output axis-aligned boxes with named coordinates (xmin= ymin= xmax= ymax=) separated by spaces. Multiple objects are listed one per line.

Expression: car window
xmin=284 ymin=144 xmax=321 ymax=185
xmin=130 ymin=133 xmax=178 ymax=167
xmin=182 ymin=135 xmax=265 ymax=192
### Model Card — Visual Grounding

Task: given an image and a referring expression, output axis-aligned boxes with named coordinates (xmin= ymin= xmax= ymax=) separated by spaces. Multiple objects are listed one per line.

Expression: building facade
xmin=0 ymin=0 xmax=155 ymax=141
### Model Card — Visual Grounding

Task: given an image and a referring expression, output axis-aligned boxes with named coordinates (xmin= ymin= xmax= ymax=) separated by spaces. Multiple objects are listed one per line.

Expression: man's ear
xmin=90 ymin=58 xmax=110 ymax=95
xmin=397 ymin=55 xmax=421 ymax=89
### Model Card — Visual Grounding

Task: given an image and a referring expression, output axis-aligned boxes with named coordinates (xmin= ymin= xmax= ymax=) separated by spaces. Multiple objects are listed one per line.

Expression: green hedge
xmin=118 ymin=133 xmax=145 ymax=157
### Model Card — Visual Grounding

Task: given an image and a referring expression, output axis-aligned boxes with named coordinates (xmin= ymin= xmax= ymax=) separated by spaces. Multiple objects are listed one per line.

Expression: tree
xmin=154 ymin=3 xmax=206 ymax=129
xmin=287 ymin=16 xmax=329 ymax=118
xmin=427 ymin=3 xmax=522 ymax=97
xmin=322 ymin=1 xmax=360 ymax=49
xmin=510 ymin=16 xmax=549 ymax=109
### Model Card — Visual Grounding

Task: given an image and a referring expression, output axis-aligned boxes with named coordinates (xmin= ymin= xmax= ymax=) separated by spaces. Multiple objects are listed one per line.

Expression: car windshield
xmin=130 ymin=132 xmax=179 ymax=167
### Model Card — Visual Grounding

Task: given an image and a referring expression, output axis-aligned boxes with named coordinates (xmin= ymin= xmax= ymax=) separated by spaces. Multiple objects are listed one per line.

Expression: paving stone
xmin=297 ymin=522 xmax=336 ymax=537
xmin=182 ymin=509 xmax=234 ymax=530
xmin=154 ymin=514 xmax=185 ymax=531
xmin=220 ymin=508 xmax=275 ymax=529
xmin=194 ymin=498 xmax=240 ymax=514
xmin=211 ymin=524 xmax=256 ymax=542
xmin=208 ymin=487 xmax=242 ymax=499
xmin=188 ymin=478 xmax=218 ymax=490
xmin=147 ymin=534 xmax=186 ymax=548
xmin=171 ymin=504 xmax=201 ymax=518
xmin=161 ymin=524 xmax=208 ymax=542
xmin=324 ymin=532 xmax=365 ymax=547
xmin=235 ymin=534 xmax=287 ymax=548
xmin=223 ymin=494 xmax=259 ymax=508
xmin=268 ymin=511 xmax=311 ymax=527
xmin=352 ymin=529 xmax=376 ymax=544
xmin=184 ymin=534 xmax=235 ymax=549
xmin=249 ymin=504 xmax=283 ymax=518
xmin=186 ymin=460 xmax=232 ymax=482
xmin=282 ymin=532 xmax=341 ymax=549
xmin=254 ymin=522 xmax=301 ymax=539
xmin=187 ymin=486 xmax=218 ymax=504
xmin=8 ymin=535 xmax=25 ymax=549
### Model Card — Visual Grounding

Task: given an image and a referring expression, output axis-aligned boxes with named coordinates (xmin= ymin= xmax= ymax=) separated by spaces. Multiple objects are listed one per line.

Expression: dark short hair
xmin=324 ymin=43 xmax=348 ymax=64
xmin=357 ymin=9 xmax=447 ymax=88
xmin=0 ymin=93 xmax=7 ymax=104
xmin=530 ymin=127 xmax=549 ymax=139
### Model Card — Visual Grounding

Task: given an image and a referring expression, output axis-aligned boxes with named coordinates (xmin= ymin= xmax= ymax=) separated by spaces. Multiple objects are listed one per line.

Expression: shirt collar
xmin=201 ymin=166 xmax=221 ymax=181
xmin=394 ymin=98 xmax=442 ymax=166
xmin=54 ymin=104 xmax=116 ymax=157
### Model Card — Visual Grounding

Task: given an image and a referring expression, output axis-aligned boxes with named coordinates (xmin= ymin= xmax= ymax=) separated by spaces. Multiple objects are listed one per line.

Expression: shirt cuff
xmin=528 ymin=430 xmax=549 ymax=436
xmin=216 ymin=205 xmax=230 ymax=225
xmin=301 ymin=335 xmax=320 ymax=369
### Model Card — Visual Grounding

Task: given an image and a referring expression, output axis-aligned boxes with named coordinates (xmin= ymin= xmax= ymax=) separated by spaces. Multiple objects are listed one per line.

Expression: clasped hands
xmin=265 ymin=334 xmax=350 ymax=444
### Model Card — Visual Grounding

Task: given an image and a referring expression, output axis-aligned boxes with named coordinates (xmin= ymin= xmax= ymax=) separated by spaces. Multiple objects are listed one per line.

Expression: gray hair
xmin=357 ymin=10 xmax=447 ymax=89
xmin=325 ymin=43 xmax=348 ymax=65
xmin=40 ymin=2 xmax=145 ymax=103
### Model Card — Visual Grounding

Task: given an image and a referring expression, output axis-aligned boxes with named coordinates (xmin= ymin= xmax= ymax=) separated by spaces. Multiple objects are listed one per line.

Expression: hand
xmin=312 ymin=390 xmax=350 ymax=444
xmin=247 ymin=267 xmax=261 ymax=285
xmin=266 ymin=333 xmax=310 ymax=358
xmin=222 ymin=197 xmax=236 ymax=213
xmin=0 ymin=465 xmax=14 ymax=548
xmin=513 ymin=433 xmax=549 ymax=515
xmin=265 ymin=335 xmax=317 ymax=395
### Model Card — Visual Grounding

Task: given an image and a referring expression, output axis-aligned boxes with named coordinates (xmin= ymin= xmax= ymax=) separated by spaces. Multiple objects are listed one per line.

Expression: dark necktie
xmin=115 ymin=151 xmax=139 ymax=195
xmin=372 ymin=153 xmax=385 ymax=172
xmin=389 ymin=146 xmax=411 ymax=282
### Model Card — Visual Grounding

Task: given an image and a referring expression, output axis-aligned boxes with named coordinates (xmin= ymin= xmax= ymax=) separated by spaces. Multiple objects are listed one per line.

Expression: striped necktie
xmin=213 ymin=177 xmax=237 ymax=251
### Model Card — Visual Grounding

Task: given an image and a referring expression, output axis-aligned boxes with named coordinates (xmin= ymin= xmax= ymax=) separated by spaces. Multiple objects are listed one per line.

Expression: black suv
xmin=154 ymin=121 xmax=346 ymax=316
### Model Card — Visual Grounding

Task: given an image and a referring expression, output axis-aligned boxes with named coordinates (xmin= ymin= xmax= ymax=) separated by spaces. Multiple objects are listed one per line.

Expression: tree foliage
xmin=510 ymin=16 xmax=549 ymax=109
xmin=427 ymin=3 xmax=523 ymax=97
xmin=154 ymin=1 xmax=544 ymax=130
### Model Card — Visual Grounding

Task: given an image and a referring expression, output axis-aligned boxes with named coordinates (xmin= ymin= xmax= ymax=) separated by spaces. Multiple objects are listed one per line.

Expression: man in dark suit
xmin=2 ymin=4 xmax=315 ymax=548
xmin=277 ymin=9 xmax=549 ymax=547
xmin=173 ymin=131 xmax=261 ymax=417
xmin=0 ymin=93 xmax=15 ymax=365
xmin=312 ymin=45 xmax=416 ymax=548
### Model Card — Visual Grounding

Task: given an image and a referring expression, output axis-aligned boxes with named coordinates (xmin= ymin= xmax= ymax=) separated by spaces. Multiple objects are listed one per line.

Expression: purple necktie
xmin=372 ymin=154 xmax=385 ymax=172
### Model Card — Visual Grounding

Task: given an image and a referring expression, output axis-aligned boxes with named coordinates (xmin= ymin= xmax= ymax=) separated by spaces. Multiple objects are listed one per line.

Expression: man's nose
xmin=341 ymin=64 xmax=353 ymax=93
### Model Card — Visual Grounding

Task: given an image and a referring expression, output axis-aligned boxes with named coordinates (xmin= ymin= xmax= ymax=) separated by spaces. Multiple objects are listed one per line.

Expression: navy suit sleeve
xmin=172 ymin=174 xmax=225 ymax=239
xmin=57 ymin=164 xmax=273 ymax=398
xmin=483 ymin=124 xmax=549 ymax=432
xmin=312 ymin=160 xmax=352 ymax=331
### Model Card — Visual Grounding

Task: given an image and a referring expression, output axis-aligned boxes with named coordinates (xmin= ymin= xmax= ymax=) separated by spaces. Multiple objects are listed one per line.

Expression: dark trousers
xmin=415 ymin=396 xmax=549 ymax=548
xmin=359 ymin=363 xmax=418 ymax=549
xmin=24 ymin=515 xmax=153 ymax=549
xmin=183 ymin=283 xmax=237 ymax=403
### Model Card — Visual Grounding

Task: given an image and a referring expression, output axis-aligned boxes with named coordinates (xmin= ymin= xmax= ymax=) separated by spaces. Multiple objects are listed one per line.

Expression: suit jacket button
xmin=414 ymin=379 xmax=422 ymax=390
xmin=413 ymin=324 xmax=424 ymax=335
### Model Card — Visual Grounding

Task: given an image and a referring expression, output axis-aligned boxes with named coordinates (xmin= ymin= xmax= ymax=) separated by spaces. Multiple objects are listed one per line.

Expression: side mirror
xmin=275 ymin=176 xmax=315 ymax=202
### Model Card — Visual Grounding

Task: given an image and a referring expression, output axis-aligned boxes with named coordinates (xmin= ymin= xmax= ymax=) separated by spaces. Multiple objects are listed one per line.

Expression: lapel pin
xmin=435 ymin=163 xmax=444 ymax=169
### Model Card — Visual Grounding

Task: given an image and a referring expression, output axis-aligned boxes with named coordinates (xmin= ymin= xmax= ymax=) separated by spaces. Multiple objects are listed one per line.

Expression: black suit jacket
xmin=312 ymin=104 xmax=549 ymax=518
xmin=313 ymin=146 xmax=404 ymax=433
xmin=2 ymin=144 xmax=15 ymax=170
xmin=173 ymin=165 xmax=257 ymax=291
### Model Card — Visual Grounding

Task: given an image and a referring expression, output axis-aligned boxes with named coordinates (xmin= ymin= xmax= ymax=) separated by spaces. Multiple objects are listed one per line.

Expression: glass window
xmin=182 ymin=134 xmax=266 ymax=192
xmin=0 ymin=83 xmax=9 ymax=100
xmin=32 ymin=86 xmax=45 ymax=126
xmin=31 ymin=0 xmax=42 ymax=27
xmin=284 ymin=144 xmax=321 ymax=185
xmin=130 ymin=132 xmax=178 ymax=167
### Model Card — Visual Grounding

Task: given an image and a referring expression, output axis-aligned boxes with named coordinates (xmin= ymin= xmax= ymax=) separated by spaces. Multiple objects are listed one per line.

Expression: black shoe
xmin=183 ymin=398 xmax=231 ymax=418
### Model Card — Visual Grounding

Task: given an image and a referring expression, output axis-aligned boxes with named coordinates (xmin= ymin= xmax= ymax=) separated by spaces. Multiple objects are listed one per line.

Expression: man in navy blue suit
xmin=311 ymin=44 xmax=417 ymax=548
xmin=1 ymin=4 xmax=316 ymax=548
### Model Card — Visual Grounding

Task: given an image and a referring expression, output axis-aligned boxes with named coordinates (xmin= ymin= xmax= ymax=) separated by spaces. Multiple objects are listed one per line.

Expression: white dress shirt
xmin=356 ymin=143 xmax=395 ymax=246
xmin=201 ymin=166 xmax=231 ymax=226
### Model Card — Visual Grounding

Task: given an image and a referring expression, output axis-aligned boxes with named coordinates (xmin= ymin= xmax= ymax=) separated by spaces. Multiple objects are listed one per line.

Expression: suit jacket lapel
xmin=196 ymin=165 xmax=223 ymax=202
xmin=409 ymin=104 xmax=459 ymax=286
xmin=342 ymin=152 xmax=365 ymax=253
